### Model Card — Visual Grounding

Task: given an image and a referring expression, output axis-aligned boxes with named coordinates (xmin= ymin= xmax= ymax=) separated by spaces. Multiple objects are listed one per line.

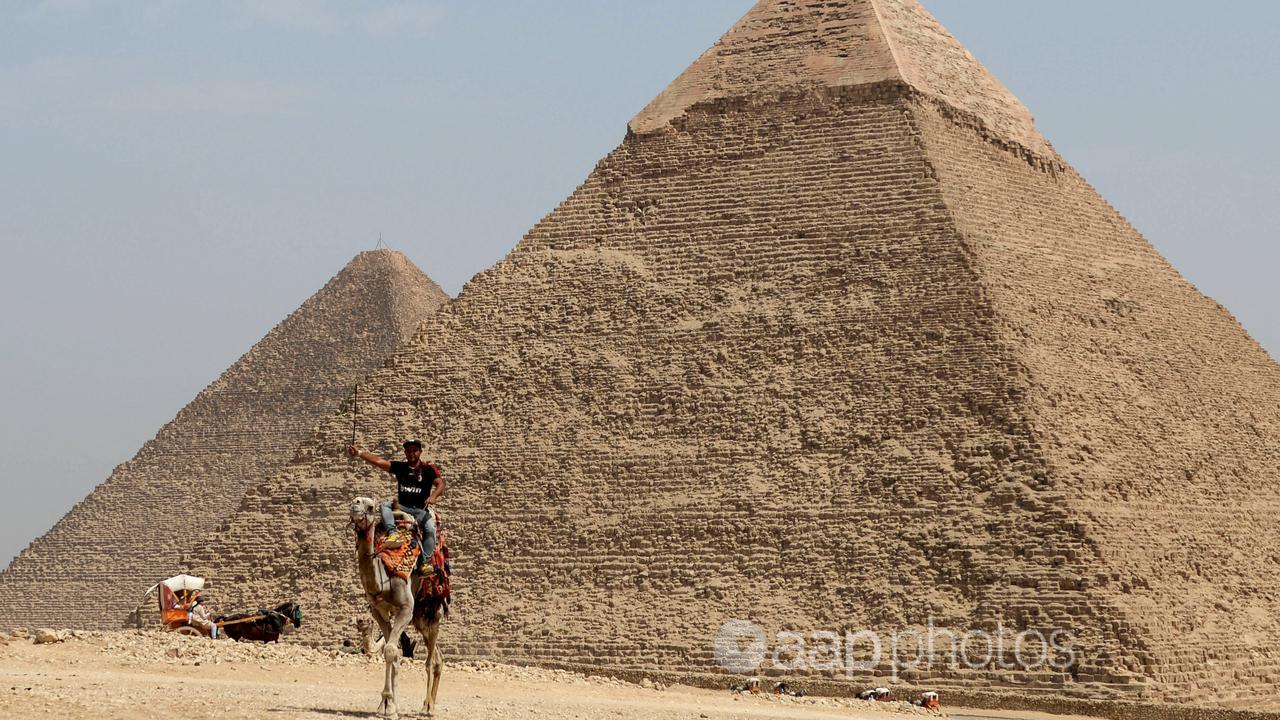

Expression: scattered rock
xmin=33 ymin=629 xmax=62 ymax=644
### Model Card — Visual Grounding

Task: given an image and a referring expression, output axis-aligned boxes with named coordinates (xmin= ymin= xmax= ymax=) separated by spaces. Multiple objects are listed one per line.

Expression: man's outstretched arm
xmin=347 ymin=445 xmax=392 ymax=472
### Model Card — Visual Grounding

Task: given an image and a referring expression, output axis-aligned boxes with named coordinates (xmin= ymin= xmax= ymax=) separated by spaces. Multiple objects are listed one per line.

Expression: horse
xmin=216 ymin=602 xmax=303 ymax=643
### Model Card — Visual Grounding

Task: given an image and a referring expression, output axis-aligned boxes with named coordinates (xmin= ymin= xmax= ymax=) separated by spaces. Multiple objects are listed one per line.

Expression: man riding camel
xmin=348 ymin=439 xmax=444 ymax=558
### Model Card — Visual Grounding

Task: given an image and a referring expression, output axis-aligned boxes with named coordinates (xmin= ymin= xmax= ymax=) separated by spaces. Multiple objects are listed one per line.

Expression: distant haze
xmin=1 ymin=0 xmax=1277 ymax=567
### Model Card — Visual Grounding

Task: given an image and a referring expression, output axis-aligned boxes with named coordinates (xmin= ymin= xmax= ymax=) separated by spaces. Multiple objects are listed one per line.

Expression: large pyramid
xmin=0 ymin=250 xmax=449 ymax=629
xmin=201 ymin=0 xmax=1280 ymax=706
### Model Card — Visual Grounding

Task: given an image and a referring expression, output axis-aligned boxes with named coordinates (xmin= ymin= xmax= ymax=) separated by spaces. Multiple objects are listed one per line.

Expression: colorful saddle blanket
xmin=416 ymin=517 xmax=451 ymax=602
xmin=374 ymin=525 xmax=421 ymax=581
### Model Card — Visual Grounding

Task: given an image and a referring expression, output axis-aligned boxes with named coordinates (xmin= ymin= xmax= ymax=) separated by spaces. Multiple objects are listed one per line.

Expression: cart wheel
xmin=175 ymin=625 xmax=202 ymax=637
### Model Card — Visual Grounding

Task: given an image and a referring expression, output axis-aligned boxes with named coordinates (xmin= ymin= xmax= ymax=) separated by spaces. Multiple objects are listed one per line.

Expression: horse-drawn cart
xmin=148 ymin=574 xmax=302 ymax=641
xmin=151 ymin=574 xmax=210 ymax=637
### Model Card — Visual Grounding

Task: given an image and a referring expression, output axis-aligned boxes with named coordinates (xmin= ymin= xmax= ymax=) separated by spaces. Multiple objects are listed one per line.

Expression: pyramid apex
xmin=631 ymin=0 xmax=1047 ymax=155
xmin=338 ymin=248 xmax=451 ymax=306
xmin=347 ymin=247 xmax=410 ymax=264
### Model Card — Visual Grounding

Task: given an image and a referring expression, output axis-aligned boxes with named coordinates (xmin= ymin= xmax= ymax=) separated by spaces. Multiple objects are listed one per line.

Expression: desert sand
xmin=0 ymin=630 xmax=972 ymax=720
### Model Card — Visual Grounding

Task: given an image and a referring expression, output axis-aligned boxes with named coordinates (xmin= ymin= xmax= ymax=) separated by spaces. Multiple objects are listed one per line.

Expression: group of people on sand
xmin=347 ymin=439 xmax=445 ymax=557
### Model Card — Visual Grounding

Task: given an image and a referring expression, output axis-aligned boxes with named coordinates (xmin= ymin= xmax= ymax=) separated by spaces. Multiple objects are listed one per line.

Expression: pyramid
xmin=0 ymin=250 xmax=449 ymax=629
xmin=200 ymin=0 xmax=1280 ymax=705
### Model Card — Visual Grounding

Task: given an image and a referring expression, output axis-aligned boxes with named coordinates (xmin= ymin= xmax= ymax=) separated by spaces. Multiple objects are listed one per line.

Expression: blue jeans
xmin=380 ymin=502 xmax=437 ymax=559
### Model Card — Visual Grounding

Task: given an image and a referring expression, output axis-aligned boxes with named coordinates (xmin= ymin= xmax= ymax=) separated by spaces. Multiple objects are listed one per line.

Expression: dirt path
xmin=0 ymin=631 xmax=944 ymax=720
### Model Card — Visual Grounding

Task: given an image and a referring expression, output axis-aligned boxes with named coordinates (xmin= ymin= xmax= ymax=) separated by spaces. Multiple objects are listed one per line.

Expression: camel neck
xmin=353 ymin=524 xmax=383 ymax=591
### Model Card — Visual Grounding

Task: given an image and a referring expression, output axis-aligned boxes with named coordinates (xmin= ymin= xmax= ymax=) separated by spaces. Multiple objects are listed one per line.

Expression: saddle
xmin=390 ymin=508 xmax=420 ymax=528
xmin=370 ymin=503 xmax=450 ymax=601
xmin=374 ymin=518 xmax=422 ymax=581
xmin=377 ymin=509 xmax=421 ymax=550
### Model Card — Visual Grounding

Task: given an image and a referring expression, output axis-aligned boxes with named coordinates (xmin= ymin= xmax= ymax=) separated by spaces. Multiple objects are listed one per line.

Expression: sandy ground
xmin=0 ymin=630 xmax=972 ymax=720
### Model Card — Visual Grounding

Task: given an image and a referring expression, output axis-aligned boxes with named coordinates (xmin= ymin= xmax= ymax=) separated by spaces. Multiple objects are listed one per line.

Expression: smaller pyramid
xmin=0 ymin=249 xmax=449 ymax=629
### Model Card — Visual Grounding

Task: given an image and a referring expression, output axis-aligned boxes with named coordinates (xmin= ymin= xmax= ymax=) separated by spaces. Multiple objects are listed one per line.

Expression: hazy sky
xmin=2 ymin=1 xmax=1277 ymax=567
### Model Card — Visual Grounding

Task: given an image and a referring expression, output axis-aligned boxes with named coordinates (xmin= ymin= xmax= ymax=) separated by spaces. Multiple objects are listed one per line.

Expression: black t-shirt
xmin=389 ymin=461 xmax=440 ymax=510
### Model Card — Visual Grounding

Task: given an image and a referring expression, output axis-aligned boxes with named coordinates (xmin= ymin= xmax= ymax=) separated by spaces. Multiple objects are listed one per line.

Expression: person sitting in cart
xmin=347 ymin=439 xmax=444 ymax=557
xmin=188 ymin=592 xmax=218 ymax=639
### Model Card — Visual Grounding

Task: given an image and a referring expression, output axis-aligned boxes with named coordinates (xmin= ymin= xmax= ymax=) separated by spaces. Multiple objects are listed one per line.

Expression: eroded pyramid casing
xmin=200 ymin=0 xmax=1279 ymax=705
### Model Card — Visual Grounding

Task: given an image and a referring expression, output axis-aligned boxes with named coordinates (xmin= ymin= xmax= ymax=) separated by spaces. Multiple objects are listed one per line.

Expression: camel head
xmin=350 ymin=496 xmax=379 ymax=532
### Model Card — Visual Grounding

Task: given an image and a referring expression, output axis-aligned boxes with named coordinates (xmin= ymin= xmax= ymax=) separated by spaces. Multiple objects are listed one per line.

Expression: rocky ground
xmin=0 ymin=629 xmax=973 ymax=720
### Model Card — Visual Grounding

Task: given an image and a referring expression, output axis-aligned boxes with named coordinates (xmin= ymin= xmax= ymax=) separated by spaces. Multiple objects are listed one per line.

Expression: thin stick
xmin=352 ymin=384 xmax=358 ymax=448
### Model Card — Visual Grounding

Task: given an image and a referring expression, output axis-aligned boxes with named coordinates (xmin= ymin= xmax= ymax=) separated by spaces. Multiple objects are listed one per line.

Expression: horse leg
xmin=415 ymin=604 xmax=444 ymax=717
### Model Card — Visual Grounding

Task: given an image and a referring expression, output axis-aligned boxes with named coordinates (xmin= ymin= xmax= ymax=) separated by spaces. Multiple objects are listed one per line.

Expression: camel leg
xmin=369 ymin=607 xmax=396 ymax=718
xmin=428 ymin=636 xmax=444 ymax=716
xmin=414 ymin=605 xmax=444 ymax=717
xmin=379 ymin=581 xmax=415 ymax=720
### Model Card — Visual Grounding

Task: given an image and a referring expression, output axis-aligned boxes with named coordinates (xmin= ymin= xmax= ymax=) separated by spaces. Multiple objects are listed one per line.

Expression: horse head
xmin=274 ymin=602 xmax=304 ymax=629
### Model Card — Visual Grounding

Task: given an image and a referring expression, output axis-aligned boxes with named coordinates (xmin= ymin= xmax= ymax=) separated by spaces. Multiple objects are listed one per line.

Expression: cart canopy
xmin=148 ymin=574 xmax=206 ymax=594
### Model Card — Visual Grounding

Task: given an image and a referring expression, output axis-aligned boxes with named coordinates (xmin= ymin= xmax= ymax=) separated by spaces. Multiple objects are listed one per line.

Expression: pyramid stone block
xmin=198 ymin=0 xmax=1278 ymax=705
xmin=0 ymin=250 xmax=448 ymax=629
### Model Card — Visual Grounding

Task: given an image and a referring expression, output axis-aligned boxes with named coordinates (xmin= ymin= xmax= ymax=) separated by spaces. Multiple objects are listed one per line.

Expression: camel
xmin=350 ymin=496 xmax=446 ymax=719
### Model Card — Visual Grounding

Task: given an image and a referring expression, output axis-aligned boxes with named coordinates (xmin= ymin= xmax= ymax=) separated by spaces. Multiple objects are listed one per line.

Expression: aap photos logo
xmin=713 ymin=620 xmax=769 ymax=673
xmin=713 ymin=618 xmax=1076 ymax=681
